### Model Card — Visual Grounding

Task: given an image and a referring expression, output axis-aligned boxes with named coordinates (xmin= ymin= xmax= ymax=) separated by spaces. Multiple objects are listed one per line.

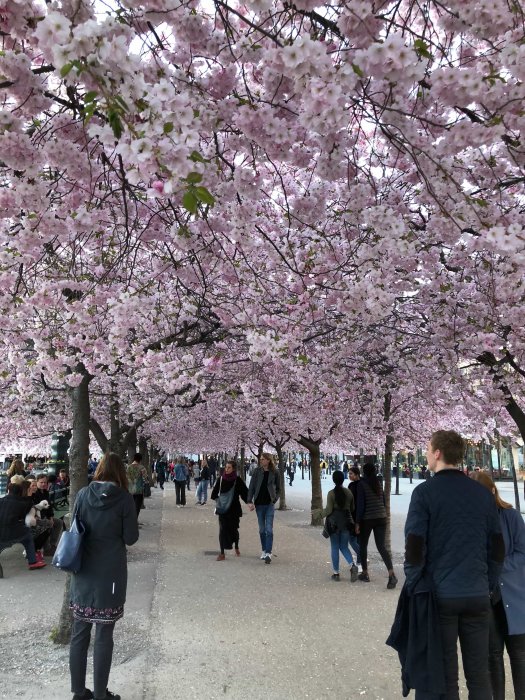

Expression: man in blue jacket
xmin=404 ymin=430 xmax=504 ymax=700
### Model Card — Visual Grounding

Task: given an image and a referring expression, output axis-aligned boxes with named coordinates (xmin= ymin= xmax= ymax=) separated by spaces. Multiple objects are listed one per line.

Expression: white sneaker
xmin=260 ymin=552 xmax=266 ymax=559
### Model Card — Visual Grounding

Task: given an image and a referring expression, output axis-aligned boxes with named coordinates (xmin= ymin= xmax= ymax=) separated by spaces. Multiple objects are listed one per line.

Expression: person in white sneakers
xmin=248 ymin=453 xmax=280 ymax=564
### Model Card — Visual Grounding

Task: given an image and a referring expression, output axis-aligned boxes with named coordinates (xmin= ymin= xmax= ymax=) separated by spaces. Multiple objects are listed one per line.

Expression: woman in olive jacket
xmin=69 ymin=453 xmax=139 ymax=700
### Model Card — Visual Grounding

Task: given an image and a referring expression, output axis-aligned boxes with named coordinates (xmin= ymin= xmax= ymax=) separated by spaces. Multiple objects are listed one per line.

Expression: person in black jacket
xmin=211 ymin=460 xmax=248 ymax=560
xmin=404 ymin=430 xmax=504 ymax=700
xmin=0 ymin=481 xmax=46 ymax=570
xmin=355 ymin=463 xmax=397 ymax=588
xmin=69 ymin=453 xmax=139 ymax=700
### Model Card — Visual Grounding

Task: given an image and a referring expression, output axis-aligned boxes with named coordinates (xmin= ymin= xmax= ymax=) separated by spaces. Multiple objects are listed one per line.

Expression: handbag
xmin=52 ymin=495 xmax=85 ymax=573
xmin=214 ymin=478 xmax=236 ymax=515
xmin=324 ymin=512 xmax=338 ymax=536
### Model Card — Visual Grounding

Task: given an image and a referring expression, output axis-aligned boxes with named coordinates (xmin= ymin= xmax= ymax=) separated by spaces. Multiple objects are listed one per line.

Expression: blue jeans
xmin=349 ymin=533 xmax=361 ymax=564
xmin=330 ymin=530 xmax=354 ymax=573
xmin=196 ymin=479 xmax=208 ymax=503
xmin=256 ymin=503 xmax=275 ymax=553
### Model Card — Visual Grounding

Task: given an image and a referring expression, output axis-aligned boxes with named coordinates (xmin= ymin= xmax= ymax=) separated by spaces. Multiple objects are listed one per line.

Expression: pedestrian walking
xmin=346 ymin=466 xmax=362 ymax=567
xmin=471 ymin=470 xmax=525 ymax=700
xmin=69 ymin=452 xmax=139 ymax=700
xmin=126 ymin=454 xmax=146 ymax=520
xmin=196 ymin=462 xmax=210 ymax=505
xmin=355 ymin=462 xmax=397 ymax=588
xmin=155 ymin=457 xmax=167 ymax=490
xmin=324 ymin=470 xmax=358 ymax=582
xmin=248 ymin=453 xmax=280 ymax=564
xmin=173 ymin=458 xmax=187 ymax=507
xmin=211 ymin=460 xmax=248 ymax=560
xmin=403 ymin=430 xmax=504 ymax=699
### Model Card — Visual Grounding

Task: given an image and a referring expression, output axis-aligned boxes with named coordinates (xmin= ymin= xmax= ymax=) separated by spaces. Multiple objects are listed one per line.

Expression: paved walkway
xmin=0 ymin=475 xmax=517 ymax=699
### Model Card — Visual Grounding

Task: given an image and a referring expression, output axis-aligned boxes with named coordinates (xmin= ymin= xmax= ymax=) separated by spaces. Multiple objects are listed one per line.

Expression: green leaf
xmin=108 ymin=108 xmax=123 ymax=139
xmin=414 ymin=39 xmax=432 ymax=59
xmin=189 ymin=150 xmax=206 ymax=163
xmin=163 ymin=122 xmax=174 ymax=134
xmin=84 ymin=91 xmax=98 ymax=103
xmin=182 ymin=191 xmax=198 ymax=214
xmin=194 ymin=186 xmax=215 ymax=206
xmin=114 ymin=95 xmax=128 ymax=112
xmin=352 ymin=63 xmax=364 ymax=78
xmin=60 ymin=62 xmax=73 ymax=77
xmin=186 ymin=171 xmax=203 ymax=184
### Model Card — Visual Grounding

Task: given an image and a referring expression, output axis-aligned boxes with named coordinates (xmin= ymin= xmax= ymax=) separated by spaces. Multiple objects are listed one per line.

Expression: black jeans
xmin=489 ymin=599 xmax=525 ymax=699
xmin=132 ymin=493 xmax=143 ymax=518
xmin=70 ymin=618 xmax=115 ymax=699
xmin=175 ymin=480 xmax=186 ymax=505
xmin=437 ymin=596 xmax=491 ymax=700
xmin=359 ymin=518 xmax=393 ymax=572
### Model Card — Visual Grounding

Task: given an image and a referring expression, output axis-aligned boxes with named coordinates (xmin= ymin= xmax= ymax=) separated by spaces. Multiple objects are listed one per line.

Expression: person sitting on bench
xmin=0 ymin=480 xmax=46 ymax=570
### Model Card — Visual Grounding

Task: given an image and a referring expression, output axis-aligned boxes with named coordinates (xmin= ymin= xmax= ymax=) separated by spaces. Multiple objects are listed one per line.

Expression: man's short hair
xmin=430 ymin=430 xmax=465 ymax=466
xmin=133 ymin=453 xmax=142 ymax=462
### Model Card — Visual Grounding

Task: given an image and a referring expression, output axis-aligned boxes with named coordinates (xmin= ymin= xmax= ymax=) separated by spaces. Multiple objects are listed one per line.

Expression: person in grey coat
xmin=69 ymin=453 xmax=139 ymax=700
xmin=248 ymin=453 xmax=280 ymax=564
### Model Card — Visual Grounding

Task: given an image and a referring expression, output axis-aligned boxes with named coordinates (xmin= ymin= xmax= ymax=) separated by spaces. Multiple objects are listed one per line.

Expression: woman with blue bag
xmin=211 ymin=460 xmax=248 ymax=561
xmin=69 ymin=453 xmax=139 ymax=700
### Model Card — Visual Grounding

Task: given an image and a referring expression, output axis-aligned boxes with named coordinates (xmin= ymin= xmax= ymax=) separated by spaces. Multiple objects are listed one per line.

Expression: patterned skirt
xmin=70 ymin=602 xmax=124 ymax=624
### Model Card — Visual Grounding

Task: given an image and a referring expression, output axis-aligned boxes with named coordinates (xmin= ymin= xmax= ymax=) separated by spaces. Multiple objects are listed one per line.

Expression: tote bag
xmin=214 ymin=478 xmax=236 ymax=515
xmin=52 ymin=495 xmax=85 ymax=573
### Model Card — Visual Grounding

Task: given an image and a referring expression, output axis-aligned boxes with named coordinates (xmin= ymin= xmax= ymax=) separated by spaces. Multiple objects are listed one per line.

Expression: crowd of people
xmin=1 ymin=433 xmax=525 ymax=700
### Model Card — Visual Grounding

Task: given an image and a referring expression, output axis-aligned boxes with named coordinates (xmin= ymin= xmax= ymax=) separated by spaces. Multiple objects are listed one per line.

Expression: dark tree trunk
xmin=296 ymin=434 xmax=322 ymax=525
xmin=383 ymin=392 xmax=394 ymax=556
xmin=126 ymin=426 xmax=137 ymax=463
xmin=54 ymin=367 xmax=91 ymax=645
xmin=275 ymin=441 xmax=287 ymax=510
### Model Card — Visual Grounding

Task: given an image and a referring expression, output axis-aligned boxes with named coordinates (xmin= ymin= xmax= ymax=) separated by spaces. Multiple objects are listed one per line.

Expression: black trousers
xmin=359 ymin=518 xmax=393 ymax=572
xmin=437 ymin=596 xmax=491 ymax=700
xmin=70 ymin=618 xmax=115 ymax=699
xmin=175 ymin=480 xmax=186 ymax=505
xmin=489 ymin=599 xmax=525 ymax=699
xmin=132 ymin=493 xmax=143 ymax=518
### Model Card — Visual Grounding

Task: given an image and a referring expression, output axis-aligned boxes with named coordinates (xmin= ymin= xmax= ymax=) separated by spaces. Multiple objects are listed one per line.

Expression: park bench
xmin=48 ymin=485 xmax=69 ymax=509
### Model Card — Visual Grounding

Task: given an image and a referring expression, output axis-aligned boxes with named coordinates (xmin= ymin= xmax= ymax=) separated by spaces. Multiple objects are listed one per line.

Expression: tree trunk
xmin=297 ymin=434 xmax=322 ymax=525
xmin=507 ymin=438 xmax=521 ymax=511
xmin=383 ymin=433 xmax=394 ymax=556
xmin=54 ymin=367 xmax=91 ymax=645
xmin=240 ymin=443 xmax=246 ymax=481
xmin=126 ymin=426 xmax=137 ymax=463
xmin=275 ymin=441 xmax=287 ymax=510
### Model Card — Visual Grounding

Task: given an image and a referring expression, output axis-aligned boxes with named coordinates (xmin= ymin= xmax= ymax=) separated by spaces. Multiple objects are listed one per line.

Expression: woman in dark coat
xmin=211 ymin=459 xmax=248 ymax=560
xmin=69 ymin=453 xmax=139 ymax=700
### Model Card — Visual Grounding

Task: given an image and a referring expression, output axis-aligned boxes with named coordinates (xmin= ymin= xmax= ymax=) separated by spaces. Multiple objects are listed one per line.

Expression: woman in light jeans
xmin=324 ymin=470 xmax=358 ymax=581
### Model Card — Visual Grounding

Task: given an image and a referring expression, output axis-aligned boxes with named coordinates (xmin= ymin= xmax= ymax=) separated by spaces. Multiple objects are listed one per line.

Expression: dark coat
xmin=211 ymin=476 xmax=248 ymax=519
xmin=70 ymin=481 xmax=139 ymax=610
xmin=386 ymin=576 xmax=446 ymax=698
xmin=0 ymin=494 xmax=33 ymax=541
xmin=498 ymin=506 xmax=525 ymax=634
xmin=404 ymin=469 xmax=504 ymax=598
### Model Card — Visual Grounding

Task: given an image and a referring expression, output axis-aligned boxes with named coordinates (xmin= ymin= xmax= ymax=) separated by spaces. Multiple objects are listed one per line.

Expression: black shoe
xmin=350 ymin=564 xmax=358 ymax=582
xmin=387 ymin=573 xmax=398 ymax=590
xmin=331 ymin=573 xmax=340 ymax=581
xmin=357 ymin=572 xmax=370 ymax=582
xmin=72 ymin=690 xmax=94 ymax=700
xmin=95 ymin=691 xmax=120 ymax=700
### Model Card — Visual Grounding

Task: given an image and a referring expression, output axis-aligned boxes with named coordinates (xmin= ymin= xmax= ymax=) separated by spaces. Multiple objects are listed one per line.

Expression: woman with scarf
xmin=210 ymin=460 xmax=249 ymax=561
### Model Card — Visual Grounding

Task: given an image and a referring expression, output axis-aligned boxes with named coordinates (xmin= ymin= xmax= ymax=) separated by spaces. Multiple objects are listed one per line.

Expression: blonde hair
xmin=7 ymin=459 xmax=25 ymax=478
xmin=471 ymin=471 xmax=513 ymax=510
xmin=261 ymin=453 xmax=276 ymax=471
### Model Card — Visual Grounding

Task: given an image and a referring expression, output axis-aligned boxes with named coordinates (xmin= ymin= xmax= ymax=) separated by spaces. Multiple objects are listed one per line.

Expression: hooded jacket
xmin=70 ymin=481 xmax=139 ymax=610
